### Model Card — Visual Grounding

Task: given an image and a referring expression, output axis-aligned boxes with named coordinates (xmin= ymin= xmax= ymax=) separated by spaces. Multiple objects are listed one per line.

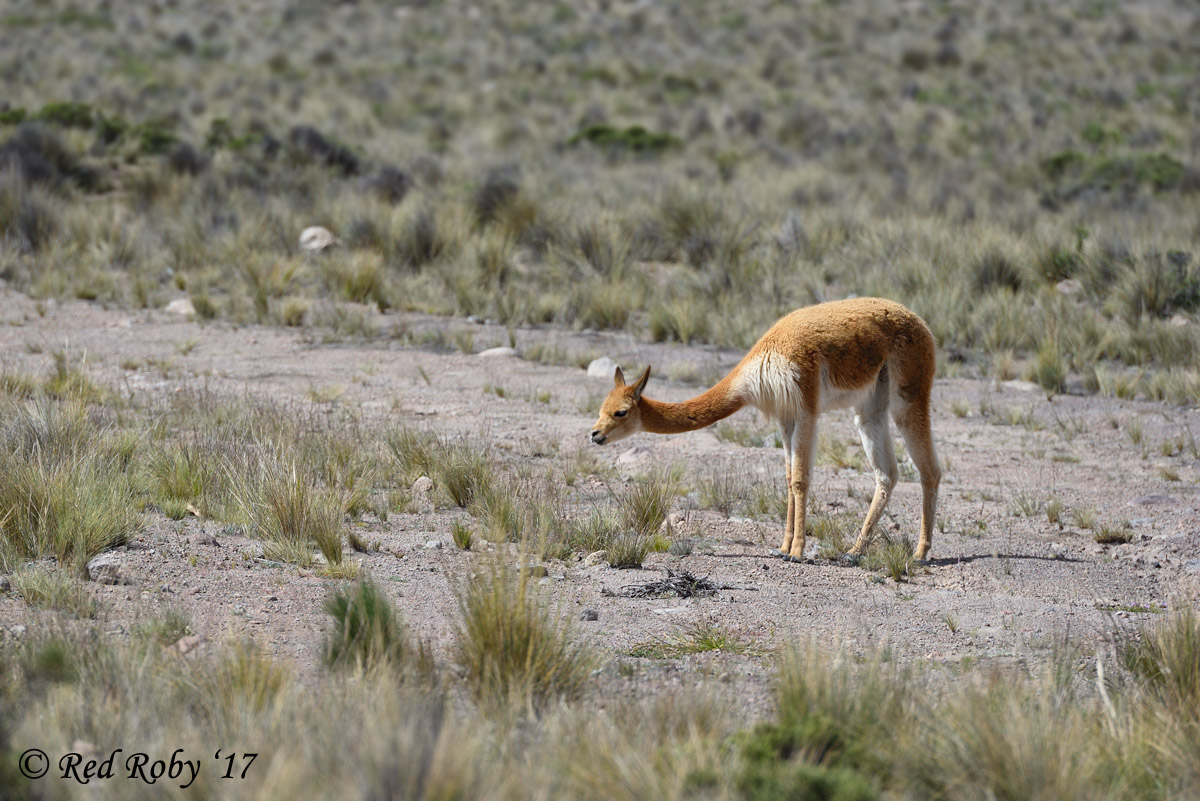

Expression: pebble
xmin=1129 ymin=495 xmax=1174 ymax=507
xmin=424 ymin=540 xmax=443 ymax=550
xmin=164 ymin=298 xmax=195 ymax=316
xmin=478 ymin=346 xmax=519 ymax=358
xmin=1000 ymin=379 xmax=1041 ymax=393
xmin=586 ymin=356 xmax=618 ymax=379
xmin=1185 ymin=559 xmax=1200 ymax=574
xmin=583 ymin=550 xmax=609 ymax=567
xmin=412 ymin=476 xmax=435 ymax=513
xmin=298 ymin=225 xmax=338 ymax=252
xmin=166 ymin=634 xmax=207 ymax=659
xmin=86 ymin=553 xmax=131 ymax=585
xmin=581 ymin=609 xmax=599 ymax=621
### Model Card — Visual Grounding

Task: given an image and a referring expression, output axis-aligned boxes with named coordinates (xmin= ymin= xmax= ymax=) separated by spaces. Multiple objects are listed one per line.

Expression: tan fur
xmin=589 ymin=298 xmax=940 ymax=562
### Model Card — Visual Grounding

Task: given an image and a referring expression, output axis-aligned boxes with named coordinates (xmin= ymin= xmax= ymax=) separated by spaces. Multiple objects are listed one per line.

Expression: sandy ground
xmin=2 ymin=288 xmax=1198 ymax=708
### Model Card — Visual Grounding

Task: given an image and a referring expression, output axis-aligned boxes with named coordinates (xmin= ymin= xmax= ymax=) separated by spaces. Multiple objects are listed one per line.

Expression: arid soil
xmin=2 ymin=288 xmax=1198 ymax=708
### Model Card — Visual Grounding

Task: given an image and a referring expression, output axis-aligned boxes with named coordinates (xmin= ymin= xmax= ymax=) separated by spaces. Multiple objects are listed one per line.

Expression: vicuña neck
xmin=639 ymin=377 xmax=744 ymax=434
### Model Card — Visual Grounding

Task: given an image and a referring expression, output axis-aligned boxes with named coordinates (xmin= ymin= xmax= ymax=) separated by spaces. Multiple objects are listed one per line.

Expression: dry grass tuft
xmin=453 ymin=554 xmax=593 ymax=712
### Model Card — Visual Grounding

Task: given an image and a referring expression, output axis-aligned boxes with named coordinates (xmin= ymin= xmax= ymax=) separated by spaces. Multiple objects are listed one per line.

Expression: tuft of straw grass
xmin=453 ymin=554 xmax=593 ymax=712
xmin=230 ymin=457 xmax=344 ymax=565
xmin=11 ymin=566 xmax=98 ymax=618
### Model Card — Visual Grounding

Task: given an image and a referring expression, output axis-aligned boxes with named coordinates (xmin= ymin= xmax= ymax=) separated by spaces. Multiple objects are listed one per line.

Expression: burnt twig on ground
xmin=602 ymin=568 xmax=757 ymax=599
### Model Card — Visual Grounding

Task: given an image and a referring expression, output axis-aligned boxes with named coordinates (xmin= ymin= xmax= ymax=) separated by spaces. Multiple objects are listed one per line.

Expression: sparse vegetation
xmin=452 ymin=555 xmax=593 ymax=711
xmin=232 ymin=457 xmax=345 ymax=566
xmin=862 ymin=533 xmax=916 ymax=582
xmin=618 ymin=467 xmax=680 ymax=538
xmin=1094 ymin=522 xmax=1134 ymax=545
xmin=0 ymin=397 xmax=142 ymax=571
xmin=324 ymin=577 xmax=431 ymax=676
xmin=629 ymin=617 xmax=753 ymax=659
xmin=10 ymin=565 xmax=98 ymax=618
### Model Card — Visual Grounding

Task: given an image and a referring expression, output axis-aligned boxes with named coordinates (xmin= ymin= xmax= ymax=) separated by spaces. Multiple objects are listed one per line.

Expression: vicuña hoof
xmin=783 ymin=554 xmax=805 ymax=564
xmin=769 ymin=549 xmax=787 ymax=559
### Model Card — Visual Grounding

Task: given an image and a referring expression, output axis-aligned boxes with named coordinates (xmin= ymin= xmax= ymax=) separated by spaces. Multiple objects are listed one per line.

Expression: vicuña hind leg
xmin=894 ymin=404 xmax=940 ymax=561
xmin=847 ymin=387 xmax=898 ymax=559
xmin=774 ymin=422 xmax=796 ymax=558
xmin=785 ymin=414 xmax=816 ymax=562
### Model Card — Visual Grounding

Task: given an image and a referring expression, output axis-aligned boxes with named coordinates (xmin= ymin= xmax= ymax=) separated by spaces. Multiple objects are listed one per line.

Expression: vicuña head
xmin=590 ymin=366 xmax=652 ymax=445
xmin=585 ymin=297 xmax=941 ymax=565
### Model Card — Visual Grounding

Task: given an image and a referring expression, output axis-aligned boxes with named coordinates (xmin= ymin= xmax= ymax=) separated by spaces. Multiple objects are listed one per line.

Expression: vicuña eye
xmin=614 ymin=410 xmax=627 ymax=417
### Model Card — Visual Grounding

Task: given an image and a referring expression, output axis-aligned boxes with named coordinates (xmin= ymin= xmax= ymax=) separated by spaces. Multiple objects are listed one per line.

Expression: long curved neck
xmin=638 ymin=375 xmax=744 ymax=434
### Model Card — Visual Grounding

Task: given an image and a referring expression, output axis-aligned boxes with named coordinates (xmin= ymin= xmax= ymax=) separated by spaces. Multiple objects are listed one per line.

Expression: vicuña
xmin=589 ymin=297 xmax=940 ymax=563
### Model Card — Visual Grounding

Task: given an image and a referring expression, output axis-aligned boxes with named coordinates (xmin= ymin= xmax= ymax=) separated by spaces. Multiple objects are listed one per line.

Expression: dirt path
xmin=2 ymin=289 xmax=1198 ymax=707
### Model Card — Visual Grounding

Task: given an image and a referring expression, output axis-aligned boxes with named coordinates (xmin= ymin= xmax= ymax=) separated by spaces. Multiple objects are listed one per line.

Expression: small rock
xmin=166 ymin=634 xmax=207 ymax=659
xmin=581 ymin=608 xmax=600 ymax=621
xmin=617 ymin=445 xmax=651 ymax=465
xmin=424 ymin=539 xmax=443 ymax=550
xmin=586 ymin=356 xmax=619 ymax=379
xmin=0 ymin=576 xmax=10 ymax=592
xmin=1055 ymin=279 xmax=1083 ymax=296
xmin=522 ymin=564 xmax=549 ymax=578
xmin=583 ymin=550 xmax=609 ymax=567
xmin=1000 ymin=379 xmax=1041 ymax=393
xmin=478 ymin=346 xmax=518 ymax=358
xmin=190 ymin=531 xmax=220 ymax=547
xmin=1169 ymin=314 xmax=1189 ymax=328
xmin=86 ymin=553 xmax=131 ymax=585
xmin=1185 ymin=559 xmax=1200 ymax=574
xmin=650 ymin=606 xmax=689 ymax=615
xmin=11 ymin=624 xmax=25 ymax=637
xmin=411 ymin=476 xmax=435 ymax=513
xmin=666 ymin=511 xmax=694 ymax=534
xmin=1129 ymin=495 xmax=1174 ymax=507
xmin=298 ymin=225 xmax=339 ymax=252
xmin=164 ymin=298 xmax=195 ymax=316
xmin=71 ymin=740 xmax=97 ymax=758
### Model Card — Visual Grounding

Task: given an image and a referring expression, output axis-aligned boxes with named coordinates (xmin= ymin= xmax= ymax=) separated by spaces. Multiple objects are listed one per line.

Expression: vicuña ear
xmin=613 ymin=366 xmax=626 ymax=388
xmin=631 ymin=365 xmax=651 ymax=400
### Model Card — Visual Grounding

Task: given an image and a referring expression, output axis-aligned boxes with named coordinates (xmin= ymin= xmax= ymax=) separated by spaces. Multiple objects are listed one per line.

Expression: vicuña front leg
xmin=847 ymin=399 xmax=898 ymax=560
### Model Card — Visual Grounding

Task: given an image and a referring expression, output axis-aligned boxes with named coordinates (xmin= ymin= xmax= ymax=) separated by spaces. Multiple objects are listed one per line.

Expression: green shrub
xmin=137 ymin=119 xmax=178 ymax=155
xmin=36 ymin=101 xmax=93 ymax=129
xmin=324 ymin=577 xmax=431 ymax=676
xmin=568 ymin=123 xmax=682 ymax=154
